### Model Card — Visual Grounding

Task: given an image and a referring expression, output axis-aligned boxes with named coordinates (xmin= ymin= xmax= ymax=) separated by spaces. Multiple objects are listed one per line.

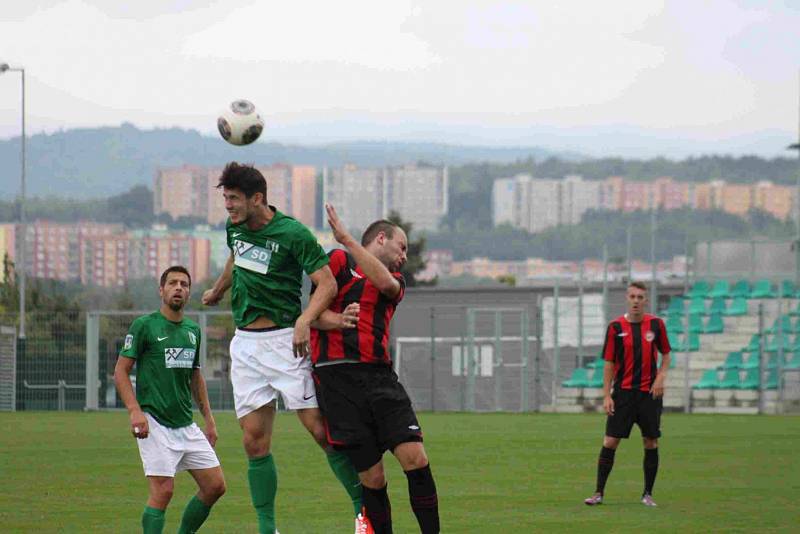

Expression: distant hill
xmin=0 ymin=123 xmax=567 ymax=199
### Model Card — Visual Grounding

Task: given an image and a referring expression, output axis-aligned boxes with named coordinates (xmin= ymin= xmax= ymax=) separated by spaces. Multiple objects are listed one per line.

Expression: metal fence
xmin=2 ymin=282 xmax=798 ymax=414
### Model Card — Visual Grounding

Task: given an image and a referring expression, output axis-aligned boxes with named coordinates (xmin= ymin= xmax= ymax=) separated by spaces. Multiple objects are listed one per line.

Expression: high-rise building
xmin=154 ymin=165 xmax=208 ymax=222
xmin=562 ymin=175 xmax=601 ymax=225
xmin=292 ymin=165 xmax=318 ymax=228
xmin=323 ymin=165 xmax=386 ymax=234
xmin=386 ymin=165 xmax=448 ymax=232
xmin=492 ymin=178 xmax=516 ymax=227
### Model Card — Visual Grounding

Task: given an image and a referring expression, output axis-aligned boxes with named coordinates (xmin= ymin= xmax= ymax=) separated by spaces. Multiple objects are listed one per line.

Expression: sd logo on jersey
xmin=164 ymin=348 xmax=196 ymax=369
xmin=233 ymin=239 xmax=272 ymax=274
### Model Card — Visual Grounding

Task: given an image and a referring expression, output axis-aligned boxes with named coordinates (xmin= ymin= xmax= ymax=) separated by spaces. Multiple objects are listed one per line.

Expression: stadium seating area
xmin=556 ymin=278 xmax=800 ymax=414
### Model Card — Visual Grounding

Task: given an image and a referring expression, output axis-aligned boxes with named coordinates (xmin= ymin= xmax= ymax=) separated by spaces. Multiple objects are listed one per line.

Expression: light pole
xmin=1 ymin=62 xmax=26 ymax=339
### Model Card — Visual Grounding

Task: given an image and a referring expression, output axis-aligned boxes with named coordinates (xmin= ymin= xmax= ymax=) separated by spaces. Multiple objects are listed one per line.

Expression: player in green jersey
xmin=202 ymin=162 xmax=364 ymax=534
xmin=114 ymin=266 xmax=226 ymax=534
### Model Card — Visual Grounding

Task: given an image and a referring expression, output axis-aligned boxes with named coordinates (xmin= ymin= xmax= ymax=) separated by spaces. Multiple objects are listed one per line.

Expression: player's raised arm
xmin=202 ymin=253 xmax=233 ymax=306
xmin=325 ymin=203 xmax=401 ymax=299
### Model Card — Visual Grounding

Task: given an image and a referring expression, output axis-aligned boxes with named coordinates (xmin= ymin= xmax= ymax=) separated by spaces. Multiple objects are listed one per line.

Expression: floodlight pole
xmin=1 ymin=63 xmax=25 ymax=338
xmin=791 ymin=71 xmax=800 ymax=287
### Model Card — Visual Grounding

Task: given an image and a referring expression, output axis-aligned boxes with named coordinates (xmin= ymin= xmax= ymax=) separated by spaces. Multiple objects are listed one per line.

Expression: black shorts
xmin=605 ymin=389 xmax=662 ymax=439
xmin=313 ymin=363 xmax=423 ymax=472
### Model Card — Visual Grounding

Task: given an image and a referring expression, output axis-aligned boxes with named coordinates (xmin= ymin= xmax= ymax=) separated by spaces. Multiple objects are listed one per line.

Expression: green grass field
xmin=1 ymin=411 xmax=798 ymax=533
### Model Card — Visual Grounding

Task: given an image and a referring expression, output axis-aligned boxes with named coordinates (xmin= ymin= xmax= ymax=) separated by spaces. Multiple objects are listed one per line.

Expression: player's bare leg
xmin=297 ymin=407 xmax=364 ymax=519
xmin=240 ymin=404 xmax=278 ymax=534
xmin=585 ymin=436 xmax=622 ymax=506
xmin=178 ymin=467 xmax=226 ymax=533
xmin=143 ymin=476 xmax=174 ymax=533
xmin=394 ymin=442 xmax=440 ymax=534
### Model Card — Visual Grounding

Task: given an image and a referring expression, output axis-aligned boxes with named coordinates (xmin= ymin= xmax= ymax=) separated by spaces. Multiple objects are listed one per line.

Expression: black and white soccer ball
xmin=217 ymin=99 xmax=264 ymax=146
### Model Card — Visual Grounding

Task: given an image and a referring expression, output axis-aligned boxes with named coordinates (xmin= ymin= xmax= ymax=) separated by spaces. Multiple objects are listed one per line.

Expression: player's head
xmin=361 ymin=220 xmax=408 ymax=271
xmin=626 ymin=281 xmax=648 ymax=317
xmin=159 ymin=265 xmax=191 ymax=312
xmin=217 ymin=162 xmax=268 ymax=224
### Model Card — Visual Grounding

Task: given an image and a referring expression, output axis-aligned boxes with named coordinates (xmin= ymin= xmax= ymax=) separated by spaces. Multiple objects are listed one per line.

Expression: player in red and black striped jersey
xmin=584 ymin=281 xmax=671 ymax=508
xmin=310 ymin=204 xmax=440 ymax=534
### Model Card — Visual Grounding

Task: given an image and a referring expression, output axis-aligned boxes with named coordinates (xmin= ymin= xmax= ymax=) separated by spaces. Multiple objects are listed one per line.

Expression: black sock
xmin=405 ymin=464 xmax=440 ymax=534
xmin=363 ymin=484 xmax=392 ymax=534
xmin=644 ymin=448 xmax=659 ymax=495
xmin=596 ymin=446 xmax=616 ymax=494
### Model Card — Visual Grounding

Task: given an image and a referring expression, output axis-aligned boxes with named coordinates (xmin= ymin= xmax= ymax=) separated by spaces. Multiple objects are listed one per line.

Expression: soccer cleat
xmin=355 ymin=512 xmax=375 ymax=534
xmin=641 ymin=493 xmax=658 ymax=507
xmin=584 ymin=493 xmax=603 ymax=506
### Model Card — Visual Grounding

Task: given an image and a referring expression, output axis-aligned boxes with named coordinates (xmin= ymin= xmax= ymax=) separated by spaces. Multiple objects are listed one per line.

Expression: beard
xmin=167 ymin=299 xmax=185 ymax=312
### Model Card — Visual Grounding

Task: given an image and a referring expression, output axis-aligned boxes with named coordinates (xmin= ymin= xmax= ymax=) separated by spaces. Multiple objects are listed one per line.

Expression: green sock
xmin=248 ymin=454 xmax=278 ymax=534
xmin=326 ymin=450 xmax=363 ymax=517
xmin=177 ymin=495 xmax=211 ymax=534
xmin=142 ymin=506 xmax=165 ymax=534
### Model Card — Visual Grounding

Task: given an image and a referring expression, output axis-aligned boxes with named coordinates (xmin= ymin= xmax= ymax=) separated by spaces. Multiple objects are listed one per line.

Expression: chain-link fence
xmin=2 ymin=281 xmax=798 ymax=414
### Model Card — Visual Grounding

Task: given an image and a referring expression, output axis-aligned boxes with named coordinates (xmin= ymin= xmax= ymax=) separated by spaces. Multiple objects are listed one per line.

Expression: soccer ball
xmin=217 ymin=99 xmax=264 ymax=146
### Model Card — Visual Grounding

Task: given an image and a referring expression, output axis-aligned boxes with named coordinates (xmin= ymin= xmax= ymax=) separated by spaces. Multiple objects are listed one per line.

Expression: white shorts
xmin=230 ymin=327 xmax=317 ymax=418
xmin=137 ymin=413 xmax=220 ymax=477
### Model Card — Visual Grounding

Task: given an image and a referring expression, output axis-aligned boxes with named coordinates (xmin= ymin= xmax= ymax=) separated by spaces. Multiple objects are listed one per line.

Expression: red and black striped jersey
xmin=602 ymin=314 xmax=671 ymax=392
xmin=311 ymin=249 xmax=405 ymax=366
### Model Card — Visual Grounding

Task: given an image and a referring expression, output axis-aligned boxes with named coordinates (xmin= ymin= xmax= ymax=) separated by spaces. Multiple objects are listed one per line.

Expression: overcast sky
xmin=1 ymin=0 xmax=799 ymax=157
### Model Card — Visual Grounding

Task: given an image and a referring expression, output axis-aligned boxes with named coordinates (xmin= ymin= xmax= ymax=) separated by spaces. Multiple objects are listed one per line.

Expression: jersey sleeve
xmin=193 ymin=326 xmax=202 ymax=369
xmin=602 ymin=322 xmax=617 ymax=362
xmin=293 ymin=224 xmax=330 ymax=275
xmin=656 ymin=318 xmax=672 ymax=354
xmin=328 ymin=248 xmax=347 ymax=278
xmin=119 ymin=318 xmax=146 ymax=360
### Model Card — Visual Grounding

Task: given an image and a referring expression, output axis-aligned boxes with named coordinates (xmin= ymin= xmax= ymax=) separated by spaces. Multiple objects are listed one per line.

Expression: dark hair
xmin=628 ymin=281 xmax=647 ymax=292
xmin=160 ymin=265 xmax=192 ymax=287
xmin=217 ymin=162 xmax=267 ymax=203
xmin=361 ymin=220 xmax=399 ymax=246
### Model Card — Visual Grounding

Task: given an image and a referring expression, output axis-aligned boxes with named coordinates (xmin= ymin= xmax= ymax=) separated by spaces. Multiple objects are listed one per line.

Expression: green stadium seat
xmin=703 ymin=312 xmax=724 ymax=334
xmin=742 ymin=334 xmax=762 ymax=353
xmin=766 ymin=353 xmax=782 ymax=369
xmin=562 ymin=368 xmax=590 ymax=387
xmin=688 ymin=297 xmax=707 ymax=315
xmin=587 ymin=368 xmax=605 ymax=388
xmin=791 ymin=318 xmax=800 ymax=334
xmin=685 ymin=332 xmax=700 ymax=351
xmin=738 ymin=368 xmax=760 ymax=389
xmin=766 ymin=315 xmax=792 ymax=334
xmin=766 ymin=368 xmax=779 ymax=390
xmin=687 ymin=281 xmax=710 ymax=299
xmin=586 ymin=358 xmax=605 ymax=369
xmin=721 ymin=351 xmax=744 ymax=370
xmin=731 ymin=279 xmax=751 ymax=298
xmin=722 ymin=297 xmax=748 ymax=316
xmin=766 ymin=333 xmax=792 ymax=353
xmin=750 ymin=279 xmax=776 ymax=299
xmin=717 ymin=368 xmax=741 ymax=389
xmin=688 ymin=313 xmax=705 ymax=334
xmin=740 ymin=353 xmax=760 ymax=370
xmin=664 ymin=308 xmax=684 ymax=321
xmin=785 ymin=352 xmax=800 ymax=369
xmin=694 ymin=369 xmax=719 ymax=389
xmin=780 ymin=279 xmax=797 ymax=298
xmin=789 ymin=302 xmax=800 ymax=317
xmin=666 ymin=315 xmax=684 ymax=334
xmin=709 ymin=280 xmax=731 ymax=299
xmin=666 ymin=297 xmax=685 ymax=315
xmin=709 ymin=297 xmax=728 ymax=314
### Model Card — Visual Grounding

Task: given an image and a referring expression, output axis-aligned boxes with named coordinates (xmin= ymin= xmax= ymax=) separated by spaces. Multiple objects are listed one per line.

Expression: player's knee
xmin=643 ymin=437 xmax=658 ymax=449
xmin=208 ymin=478 xmax=227 ymax=501
xmin=404 ymin=449 xmax=429 ymax=471
xmin=309 ymin=425 xmax=328 ymax=448
xmin=603 ymin=436 xmax=621 ymax=449
xmin=242 ymin=429 xmax=271 ymax=457
xmin=151 ymin=481 xmax=174 ymax=504
xmin=361 ymin=467 xmax=386 ymax=489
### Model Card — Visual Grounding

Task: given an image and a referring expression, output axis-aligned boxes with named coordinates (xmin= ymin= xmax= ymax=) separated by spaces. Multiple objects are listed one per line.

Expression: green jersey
xmin=226 ymin=207 xmax=329 ymax=328
xmin=119 ymin=311 xmax=201 ymax=428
